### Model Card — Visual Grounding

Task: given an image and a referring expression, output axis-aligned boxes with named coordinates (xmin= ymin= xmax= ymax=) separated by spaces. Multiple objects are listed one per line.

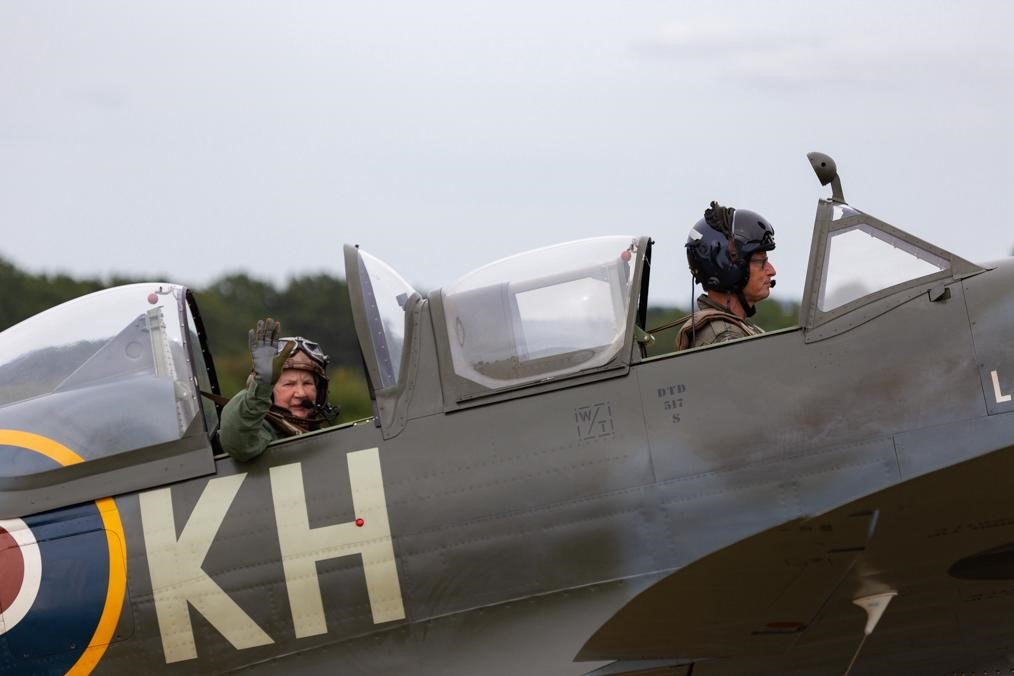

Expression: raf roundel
xmin=0 ymin=518 xmax=42 ymax=634
xmin=0 ymin=430 xmax=127 ymax=675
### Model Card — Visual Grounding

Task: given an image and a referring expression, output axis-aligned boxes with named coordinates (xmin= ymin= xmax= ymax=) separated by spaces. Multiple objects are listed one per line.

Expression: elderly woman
xmin=219 ymin=318 xmax=339 ymax=461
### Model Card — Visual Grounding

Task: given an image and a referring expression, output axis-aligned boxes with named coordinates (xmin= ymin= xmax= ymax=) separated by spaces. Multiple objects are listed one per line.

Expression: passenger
xmin=219 ymin=318 xmax=339 ymax=461
xmin=677 ymin=201 xmax=777 ymax=350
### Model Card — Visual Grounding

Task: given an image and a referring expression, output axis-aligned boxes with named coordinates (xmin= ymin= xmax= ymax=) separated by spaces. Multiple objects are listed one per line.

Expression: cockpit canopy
xmin=441 ymin=236 xmax=638 ymax=389
xmin=0 ymin=283 xmax=217 ymax=517
xmin=0 ymin=284 xmax=205 ymax=468
xmin=345 ymin=236 xmax=646 ymax=417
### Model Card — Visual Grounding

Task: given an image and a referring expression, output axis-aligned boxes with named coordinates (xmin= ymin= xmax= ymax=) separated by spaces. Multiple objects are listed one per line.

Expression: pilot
xmin=677 ymin=201 xmax=777 ymax=350
xmin=219 ymin=318 xmax=339 ymax=461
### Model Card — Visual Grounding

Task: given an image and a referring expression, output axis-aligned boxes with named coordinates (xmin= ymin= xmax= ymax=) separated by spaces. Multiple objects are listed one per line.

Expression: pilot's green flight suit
xmin=676 ymin=294 xmax=763 ymax=350
xmin=219 ymin=380 xmax=284 ymax=462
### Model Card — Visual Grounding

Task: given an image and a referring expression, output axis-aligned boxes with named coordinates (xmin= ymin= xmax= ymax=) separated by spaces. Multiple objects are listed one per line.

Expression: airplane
xmin=1 ymin=151 xmax=1012 ymax=675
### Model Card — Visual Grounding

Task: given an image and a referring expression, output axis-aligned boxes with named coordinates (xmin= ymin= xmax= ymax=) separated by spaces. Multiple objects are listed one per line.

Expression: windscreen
xmin=356 ymin=250 xmax=418 ymax=389
xmin=819 ymin=223 xmax=948 ymax=311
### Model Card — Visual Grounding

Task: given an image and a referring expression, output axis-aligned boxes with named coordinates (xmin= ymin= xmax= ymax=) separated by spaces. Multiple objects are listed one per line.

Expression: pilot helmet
xmin=277 ymin=336 xmax=330 ymax=406
xmin=685 ymin=201 xmax=776 ymax=294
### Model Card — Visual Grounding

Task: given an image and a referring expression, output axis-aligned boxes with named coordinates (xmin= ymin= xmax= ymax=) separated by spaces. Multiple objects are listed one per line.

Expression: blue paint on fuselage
xmin=0 ymin=503 xmax=109 ymax=675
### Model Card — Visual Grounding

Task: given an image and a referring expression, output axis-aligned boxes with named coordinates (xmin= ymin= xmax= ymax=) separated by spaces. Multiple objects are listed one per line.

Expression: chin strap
xmin=735 ymin=288 xmax=756 ymax=318
xmin=723 ymin=290 xmax=756 ymax=319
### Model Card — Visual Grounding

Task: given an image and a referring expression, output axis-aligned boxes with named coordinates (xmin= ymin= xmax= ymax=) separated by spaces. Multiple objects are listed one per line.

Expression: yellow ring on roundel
xmin=0 ymin=429 xmax=127 ymax=676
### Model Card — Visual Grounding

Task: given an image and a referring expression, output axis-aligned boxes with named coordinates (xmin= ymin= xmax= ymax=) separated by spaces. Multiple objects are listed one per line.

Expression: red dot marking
xmin=355 ymin=518 xmax=365 ymax=527
xmin=620 ymin=250 xmax=632 ymax=262
xmin=146 ymin=292 xmax=158 ymax=304
xmin=0 ymin=526 xmax=25 ymax=611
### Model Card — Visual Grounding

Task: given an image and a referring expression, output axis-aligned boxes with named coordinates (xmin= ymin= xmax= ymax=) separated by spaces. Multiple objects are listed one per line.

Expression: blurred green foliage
xmin=0 ymin=257 xmax=800 ymax=421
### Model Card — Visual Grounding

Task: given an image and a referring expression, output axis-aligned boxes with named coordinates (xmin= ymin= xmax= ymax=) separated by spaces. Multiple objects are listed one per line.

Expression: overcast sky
xmin=2 ymin=1 xmax=1012 ymax=308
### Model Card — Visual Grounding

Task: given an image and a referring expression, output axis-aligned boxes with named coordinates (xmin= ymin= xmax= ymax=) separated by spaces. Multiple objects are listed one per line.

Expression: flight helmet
xmin=277 ymin=336 xmax=330 ymax=408
xmin=686 ymin=201 xmax=776 ymax=295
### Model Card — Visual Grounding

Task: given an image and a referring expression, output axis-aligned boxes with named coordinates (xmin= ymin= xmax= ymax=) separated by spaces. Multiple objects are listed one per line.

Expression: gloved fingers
xmin=251 ymin=318 xmax=280 ymax=349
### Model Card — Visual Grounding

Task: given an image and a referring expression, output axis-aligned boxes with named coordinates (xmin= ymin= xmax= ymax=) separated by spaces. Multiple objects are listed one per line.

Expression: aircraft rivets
xmin=147 ymin=292 xmax=158 ymax=304
xmin=355 ymin=518 xmax=365 ymax=527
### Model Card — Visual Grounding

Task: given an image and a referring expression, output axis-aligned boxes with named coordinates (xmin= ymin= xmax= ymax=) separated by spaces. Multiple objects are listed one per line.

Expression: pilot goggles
xmin=278 ymin=336 xmax=328 ymax=366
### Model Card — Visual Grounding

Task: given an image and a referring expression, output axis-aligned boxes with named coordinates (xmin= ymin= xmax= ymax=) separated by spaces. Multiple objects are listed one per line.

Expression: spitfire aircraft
xmin=2 ymin=153 xmax=1013 ymax=675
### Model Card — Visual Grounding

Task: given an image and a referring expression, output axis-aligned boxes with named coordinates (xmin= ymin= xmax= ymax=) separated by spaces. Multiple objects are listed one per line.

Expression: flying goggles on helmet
xmin=276 ymin=337 xmax=329 ymax=380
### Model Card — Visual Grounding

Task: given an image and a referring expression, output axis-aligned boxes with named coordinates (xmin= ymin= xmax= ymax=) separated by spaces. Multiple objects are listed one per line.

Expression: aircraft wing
xmin=578 ymin=510 xmax=878 ymax=674
xmin=579 ymin=444 xmax=1014 ymax=675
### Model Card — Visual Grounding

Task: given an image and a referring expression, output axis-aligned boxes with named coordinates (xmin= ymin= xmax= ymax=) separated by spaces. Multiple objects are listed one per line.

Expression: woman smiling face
xmin=272 ymin=369 xmax=317 ymax=418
